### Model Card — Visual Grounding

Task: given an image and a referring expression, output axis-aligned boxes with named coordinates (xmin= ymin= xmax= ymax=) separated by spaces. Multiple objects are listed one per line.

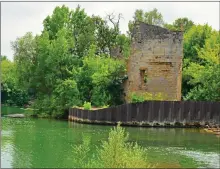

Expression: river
xmin=1 ymin=114 xmax=220 ymax=168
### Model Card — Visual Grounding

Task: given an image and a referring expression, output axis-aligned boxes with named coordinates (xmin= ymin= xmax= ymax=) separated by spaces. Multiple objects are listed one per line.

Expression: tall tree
xmin=164 ymin=17 xmax=194 ymax=32
xmin=11 ymin=32 xmax=37 ymax=90
xmin=182 ymin=25 xmax=219 ymax=100
xmin=128 ymin=8 xmax=164 ymax=37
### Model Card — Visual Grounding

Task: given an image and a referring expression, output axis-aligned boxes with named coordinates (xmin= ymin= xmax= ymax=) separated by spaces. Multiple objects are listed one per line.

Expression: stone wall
xmin=124 ymin=22 xmax=183 ymax=101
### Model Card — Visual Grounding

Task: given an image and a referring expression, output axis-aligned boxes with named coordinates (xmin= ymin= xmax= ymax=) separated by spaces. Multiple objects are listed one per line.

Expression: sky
xmin=1 ymin=1 xmax=219 ymax=60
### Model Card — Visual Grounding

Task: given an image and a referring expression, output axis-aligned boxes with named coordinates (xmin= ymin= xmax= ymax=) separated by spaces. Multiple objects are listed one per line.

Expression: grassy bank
xmin=1 ymin=105 xmax=35 ymax=117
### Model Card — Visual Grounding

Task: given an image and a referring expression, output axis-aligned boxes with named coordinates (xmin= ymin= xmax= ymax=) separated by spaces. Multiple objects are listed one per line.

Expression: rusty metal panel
xmin=76 ymin=109 xmax=79 ymax=118
xmin=120 ymin=104 xmax=127 ymax=122
xmin=163 ymin=101 xmax=171 ymax=121
xmin=173 ymin=101 xmax=181 ymax=122
xmin=152 ymin=101 xmax=160 ymax=122
xmin=213 ymin=102 xmax=220 ymax=123
xmin=137 ymin=102 xmax=144 ymax=122
xmin=142 ymin=102 xmax=150 ymax=121
xmin=82 ymin=110 xmax=87 ymax=119
xmin=190 ymin=101 xmax=197 ymax=121
xmin=147 ymin=101 xmax=153 ymax=122
xmin=126 ymin=104 xmax=132 ymax=122
xmin=68 ymin=101 xmax=220 ymax=125
xmin=195 ymin=101 xmax=201 ymax=121
xmin=100 ymin=109 xmax=106 ymax=121
xmin=159 ymin=101 xmax=164 ymax=122
xmin=199 ymin=101 xmax=205 ymax=121
xmin=106 ymin=108 xmax=112 ymax=122
xmin=131 ymin=103 xmax=137 ymax=121
xmin=116 ymin=105 xmax=121 ymax=122
xmin=182 ymin=101 xmax=190 ymax=122
xmin=111 ymin=107 xmax=117 ymax=122
xmin=95 ymin=110 xmax=101 ymax=121
xmin=88 ymin=110 xmax=93 ymax=121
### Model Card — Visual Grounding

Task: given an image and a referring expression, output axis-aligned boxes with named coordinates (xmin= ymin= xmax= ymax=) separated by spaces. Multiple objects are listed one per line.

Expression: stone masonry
xmin=124 ymin=22 xmax=183 ymax=101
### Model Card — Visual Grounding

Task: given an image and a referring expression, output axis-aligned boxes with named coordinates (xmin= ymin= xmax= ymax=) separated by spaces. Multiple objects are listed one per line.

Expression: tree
xmin=92 ymin=13 xmax=127 ymax=58
xmin=11 ymin=32 xmax=37 ymax=90
xmin=144 ymin=8 xmax=164 ymax=26
xmin=164 ymin=17 xmax=194 ymax=32
xmin=183 ymin=29 xmax=220 ymax=101
xmin=181 ymin=24 xmax=213 ymax=97
xmin=76 ymin=44 xmax=126 ymax=106
xmin=1 ymin=57 xmax=29 ymax=106
xmin=43 ymin=5 xmax=71 ymax=40
xmin=128 ymin=8 xmax=164 ymax=36
xmin=1 ymin=55 xmax=8 ymax=61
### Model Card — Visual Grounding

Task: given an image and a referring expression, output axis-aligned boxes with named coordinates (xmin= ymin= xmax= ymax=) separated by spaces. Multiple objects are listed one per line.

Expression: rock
xmin=5 ymin=114 xmax=25 ymax=118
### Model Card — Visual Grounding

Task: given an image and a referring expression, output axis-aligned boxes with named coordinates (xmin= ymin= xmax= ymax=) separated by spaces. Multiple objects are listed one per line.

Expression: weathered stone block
xmin=124 ymin=22 xmax=183 ymax=102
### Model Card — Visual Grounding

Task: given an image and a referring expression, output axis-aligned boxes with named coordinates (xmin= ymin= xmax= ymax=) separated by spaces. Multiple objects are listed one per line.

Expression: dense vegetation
xmin=1 ymin=6 xmax=219 ymax=118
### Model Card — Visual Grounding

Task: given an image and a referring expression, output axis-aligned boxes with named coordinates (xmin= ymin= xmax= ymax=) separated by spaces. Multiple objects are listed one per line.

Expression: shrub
xmin=130 ymin=92 xmax=166 ymax=103
xmin=97 ymin=123 xmax=151 ymax=168
xmin=102 ymin=105 xmax=109 ymax=108
xmin=83 ymin=101 xmax=91 ymax=110
xmin=72 ymin=124 xmax=153 ymax=168
xmin=72 ymin=135 xmax=91 ymax=168
xmin=131 ymin=92 xmax=145 ymax=103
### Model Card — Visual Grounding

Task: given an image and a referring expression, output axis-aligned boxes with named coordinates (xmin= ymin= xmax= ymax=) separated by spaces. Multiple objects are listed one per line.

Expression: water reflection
xmin=1 ymin=118 xmax=220 ymax=168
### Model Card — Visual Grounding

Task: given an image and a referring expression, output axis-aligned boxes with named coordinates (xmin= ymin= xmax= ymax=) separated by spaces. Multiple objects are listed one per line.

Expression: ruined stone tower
xmin=124 ymin=22 xmax=183 ymax=101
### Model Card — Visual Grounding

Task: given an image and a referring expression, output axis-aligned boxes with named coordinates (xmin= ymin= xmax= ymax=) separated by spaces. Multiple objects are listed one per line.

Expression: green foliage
xmin=8 ymin=6 xmax=128 ymax=116
xmin=97 ymin=124 xmax=151 ymax=168
xmin=182 ymin=24 xmax=219 ymax=100
xmin=131 ymin=92 xmax=145 ymax=103
xmin=184 ymin=66 xmax=220 ymax=101
xmin=91 ymin=86 xmax=111 ymax=107
xmin=102 ymin=105 xmax=109 ymax=108
xmin=6 ymin=5 xmax=219 ymax=117
xmin=76 ymin=44 xmax=126 ymax=107
xmin=164 ymin=17 xmax=194 ymax=32
xmin=1 ymin=57 xmax=29 ymax=106
xmin=130 ymin=92 xmax=166 ymax=103
xmin=72 ymin=124 xmax=153 ymax=168
xmin=183 ymin=24 xmax=213 ymax=62
xmin=72 ymin=135 xmax=91 ymax=168
xmin=128 ymin=8 xmax=164 ymax=36
xmin=183 ymin=30 xmax=220 ymax=101
xmin=83 ymin=101 xmax=91 ymax=110
xmin=43 ymin=5 xmax=71 ymax=40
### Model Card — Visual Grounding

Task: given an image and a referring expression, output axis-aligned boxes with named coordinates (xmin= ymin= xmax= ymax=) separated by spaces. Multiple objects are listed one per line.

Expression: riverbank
xmin=1 ymin=105 xmax=64 ymax=119
xmin=1 ymin=105 xmax=35 ymax=116
xmin=70 ymin=116 xmax=220 ymax=129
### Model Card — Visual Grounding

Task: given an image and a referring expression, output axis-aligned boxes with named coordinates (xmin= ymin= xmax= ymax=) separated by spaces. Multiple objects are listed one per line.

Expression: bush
xmin=131 ymin=92 xmax=145 ymax=103
xmin=97 ymin=123 xmax=151 ymax=168
xmin=72 ymin=124 xmax=153 ymax=168
xmin=102 ymin=105 xmax=109 ymax=108
xmin=130 ymin=92 xmax=166 ymax=103
xmin=83 ymin=101 xmax=91 ymax=110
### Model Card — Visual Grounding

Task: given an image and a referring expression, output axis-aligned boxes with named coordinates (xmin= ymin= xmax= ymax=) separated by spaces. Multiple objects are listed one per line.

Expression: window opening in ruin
xmin=140 ymin=69 xmax=148 ymax=86
xmin=137 ymin=32 xmax=142 ymax=43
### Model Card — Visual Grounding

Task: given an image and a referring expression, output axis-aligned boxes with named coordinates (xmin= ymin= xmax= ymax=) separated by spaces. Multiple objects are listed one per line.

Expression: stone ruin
xmin=124 ymin=21 xmax=183 ymax=101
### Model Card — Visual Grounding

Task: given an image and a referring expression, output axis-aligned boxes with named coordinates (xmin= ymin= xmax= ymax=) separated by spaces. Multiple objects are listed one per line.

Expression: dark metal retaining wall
xmin=69 ymin=101 xmax=220 ymax=127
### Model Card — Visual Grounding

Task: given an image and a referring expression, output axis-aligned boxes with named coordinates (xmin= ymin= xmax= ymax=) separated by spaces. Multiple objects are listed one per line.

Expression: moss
xmin=153 ymin=122 xmax=160 ymax=126
xmin=174 ymin=122 xmax=183 ymax=127
xmin=142 ymin=122 xmax=151 ymax=127
xmin=164 ymin=122 xmax=171 ymax=126
xmin=193 ymin=122 xmax=201 ymax=128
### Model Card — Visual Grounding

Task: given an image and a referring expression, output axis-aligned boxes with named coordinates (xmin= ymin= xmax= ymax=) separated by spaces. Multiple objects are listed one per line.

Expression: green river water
xmin=1 ymin=107 xmax=220 ymax=168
